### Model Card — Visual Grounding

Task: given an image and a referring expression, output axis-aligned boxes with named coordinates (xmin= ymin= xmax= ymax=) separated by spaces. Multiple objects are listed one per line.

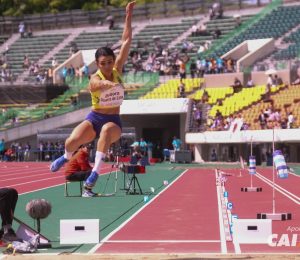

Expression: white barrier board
xmin=60 ymin=219 xmax=99 ymax=244
xmin=232 ymin=219 xmax=272 ymax=244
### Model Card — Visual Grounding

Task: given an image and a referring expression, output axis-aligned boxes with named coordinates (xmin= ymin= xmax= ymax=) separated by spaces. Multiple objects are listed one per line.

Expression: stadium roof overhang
xmin=120 ymin=98 xmax=190 ymax=115
xmin=186 ymin=129 xmax=300 ymax=144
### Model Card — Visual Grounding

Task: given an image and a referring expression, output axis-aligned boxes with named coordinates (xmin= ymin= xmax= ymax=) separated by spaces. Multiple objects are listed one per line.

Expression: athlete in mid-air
xmin=50 ymin=1 xmax=135 ymax=197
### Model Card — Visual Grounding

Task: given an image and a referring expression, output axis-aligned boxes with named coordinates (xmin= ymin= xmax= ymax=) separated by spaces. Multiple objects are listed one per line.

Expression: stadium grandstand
xmin=1 ymin=0 xmax=300 ymax=258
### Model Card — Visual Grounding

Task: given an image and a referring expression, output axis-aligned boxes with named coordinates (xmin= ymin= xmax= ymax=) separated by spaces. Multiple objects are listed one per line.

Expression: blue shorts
xmin=85 ymin=111 xmax=122 ymax=137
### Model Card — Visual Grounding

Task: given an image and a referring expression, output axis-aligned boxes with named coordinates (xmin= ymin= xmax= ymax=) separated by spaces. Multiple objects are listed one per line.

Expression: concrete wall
xmin=186 ymin=129 xmax=300 ymax=144
xmin=221 ymin=42 xmax=248 ymax=61
xmin=0 ymin=107 xmax=90 ymax=143
xmin=89 ymin=61 xmax=98 ymax=76
xmin=192 ymin=142 xmax=300 ymax=163
xmin=204 ymin=72 xmax=244 ymax=88
xmin=251 ymin=69 xmax=291 ymax=85
xmin=53 ymin=50 xmax=98 ymax=84
xmin=238 ymin=39 xmax=275 ymax=72
xmin=204 ymin=69 xmax=290 ymax=89
xmin=53 ymin=51 xmax=83 ymax=84
xmin=221 ymin=38 xmax=274 ymax=73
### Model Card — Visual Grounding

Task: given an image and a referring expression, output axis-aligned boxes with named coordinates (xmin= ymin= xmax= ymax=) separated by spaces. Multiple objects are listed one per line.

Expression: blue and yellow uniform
xmin=85 ymin=68 xmax=123 ymax=137
xmin=90 ymin=68 xmax=124 ymax=110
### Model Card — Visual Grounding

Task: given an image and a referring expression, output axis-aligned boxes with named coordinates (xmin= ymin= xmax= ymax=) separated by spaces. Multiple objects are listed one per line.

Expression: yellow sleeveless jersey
xmin=90 ymin=68 xmax=124 ymax=109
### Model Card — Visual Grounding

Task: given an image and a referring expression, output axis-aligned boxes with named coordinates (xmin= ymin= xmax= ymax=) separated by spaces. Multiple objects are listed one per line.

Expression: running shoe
xmin=82 ymin=189 xmax=98 ymax=197
xmin=1 ymin=228 xmax=21 ymax=243
xmin=84 ymin=171 xmax=98 ymax=189
xmin=50 ymin=155 xmax=68 ymax=172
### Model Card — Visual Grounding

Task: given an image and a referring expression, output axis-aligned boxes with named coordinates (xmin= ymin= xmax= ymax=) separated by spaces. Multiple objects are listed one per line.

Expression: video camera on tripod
xmin=120 ymin=164 xmax=146 ymax=195
xmin=121 ymin=164 xmax=145 ymax=174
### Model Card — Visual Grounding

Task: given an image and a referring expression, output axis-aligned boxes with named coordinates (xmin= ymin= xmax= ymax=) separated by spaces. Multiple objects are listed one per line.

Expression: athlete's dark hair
xmin=95 ymin=47 xmax=115 ymax=61
xmin=73 ymin=143 xmax=90 ymax=156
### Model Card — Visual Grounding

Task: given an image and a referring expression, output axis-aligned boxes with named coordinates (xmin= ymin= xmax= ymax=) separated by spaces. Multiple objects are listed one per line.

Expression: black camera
xmin=122 ymin=165 xmax=145 ymax=174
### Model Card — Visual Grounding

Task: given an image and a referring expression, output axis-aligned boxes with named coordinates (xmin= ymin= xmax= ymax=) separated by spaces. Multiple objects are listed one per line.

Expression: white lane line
xmin=256 ymin=171 xmax=300 ymax=201
xmin=288 ymin=171 xmax=300 ymax=178
xmin=105 ymin=239 xmax=221 ymax=243
xmin=0 ymin=164 xmax=112 ymax=177
xmin=9 ymin=171 xmax=111 ymax=193
xmin=233 ymin=241 xmax=241 ymax=254
xmin=255 ymin=172 xmax=300 ymax=204
xmin=6 ymin=176 xmax=65 ymax=187
xmin=88 ymin=169 xmax=189 ymax=254
xmin=0 ymin=166 xmax=52 ymax=177
xmin=1 ymin=172 xmax=54 ymax=182
xmin=215 ymin=169 xmax=227 ymax=254
xmin=19 ymin=183 xmax=67 ymax=195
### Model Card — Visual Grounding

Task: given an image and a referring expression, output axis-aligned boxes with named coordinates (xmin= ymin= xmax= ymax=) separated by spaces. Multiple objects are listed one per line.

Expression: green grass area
xmin=288 ymin=164 xmax=300 ymax=176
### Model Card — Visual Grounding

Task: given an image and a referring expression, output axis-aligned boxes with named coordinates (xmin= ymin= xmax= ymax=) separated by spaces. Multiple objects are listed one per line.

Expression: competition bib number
xmin=99 ymin=84 xmax=124 ymax=107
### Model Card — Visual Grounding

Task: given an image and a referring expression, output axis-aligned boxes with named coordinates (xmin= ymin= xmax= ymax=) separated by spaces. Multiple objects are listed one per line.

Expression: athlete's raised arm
xmin=88 ymin=74 xmax=117 ymax=92
xmin=115 ymin=1 xmax=135 ymax=74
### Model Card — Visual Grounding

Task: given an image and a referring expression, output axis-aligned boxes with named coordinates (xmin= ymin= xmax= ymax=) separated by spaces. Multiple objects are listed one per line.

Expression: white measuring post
xmin=257 ymin=127 xmax=292 ymax=221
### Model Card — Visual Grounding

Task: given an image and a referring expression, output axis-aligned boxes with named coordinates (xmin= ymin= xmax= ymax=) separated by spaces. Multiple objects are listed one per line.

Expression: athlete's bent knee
xmin=67 ymin=135 xmax=80 ymax=145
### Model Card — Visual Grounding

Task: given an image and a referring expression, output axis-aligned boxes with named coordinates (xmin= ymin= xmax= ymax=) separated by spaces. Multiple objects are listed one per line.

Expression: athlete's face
xmin=97 ymin=55 xmax=115 ymax=77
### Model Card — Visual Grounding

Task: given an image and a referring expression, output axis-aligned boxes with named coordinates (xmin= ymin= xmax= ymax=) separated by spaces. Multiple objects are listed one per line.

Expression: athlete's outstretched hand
xmin=126 ymin=1 xmax=135 ymax=16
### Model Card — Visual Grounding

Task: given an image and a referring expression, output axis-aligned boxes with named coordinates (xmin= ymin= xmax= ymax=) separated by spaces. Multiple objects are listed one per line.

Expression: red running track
xmin=0 ymin=162 xmax=114 ymax=194
xmin=256 ymin=168 xmax=300 ymax=197
xmin=2 ymin=163 xmax=300 ymax=254
xmin=95 ymin=168 xmax=223 ymax=254
xmin=223 ymin=168 xmax=300 ymax=253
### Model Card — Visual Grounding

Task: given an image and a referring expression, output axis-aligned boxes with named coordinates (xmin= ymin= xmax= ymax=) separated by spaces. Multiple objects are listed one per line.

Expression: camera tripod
xmin=102 ymin=149 xmax=129 ymax=195
xmin=126 ymin=171 xmax=143 ymax=195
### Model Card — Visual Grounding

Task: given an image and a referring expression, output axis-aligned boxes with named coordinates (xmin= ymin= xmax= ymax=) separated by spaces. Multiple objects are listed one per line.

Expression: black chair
xmin=64 ymin=180 xmax=83 ymax=197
